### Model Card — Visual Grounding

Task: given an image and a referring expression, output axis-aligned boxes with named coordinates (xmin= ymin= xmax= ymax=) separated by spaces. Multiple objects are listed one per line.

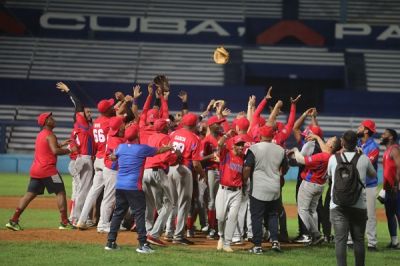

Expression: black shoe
xmin=293 ymin=234 xmax=311 ymax=243
xmin=278 ymin=233 xmax=291 ymax=243
xmin=386 ymin=242 xmax=399 ymax=249
xmin=272 ymin=241 xmax=282 ymax=253
xmin=172 ymin=238 xmax=194 ymax=245
xmin=309 ymin=235 xmax=324 ymax=246
xmin=249 ymin=246 xmax=263 ymax=255
xmin=367 ymin=246 xmax=378 ymax=252
xmin=104 ymin=241 xmax=120 ymax=251
xmin=324 ymin=235 xmax=334 ymax=243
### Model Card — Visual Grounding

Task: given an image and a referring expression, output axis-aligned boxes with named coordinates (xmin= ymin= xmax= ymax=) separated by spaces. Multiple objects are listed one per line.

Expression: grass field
xmin=0 ymin=173 xmax=396 ymax=266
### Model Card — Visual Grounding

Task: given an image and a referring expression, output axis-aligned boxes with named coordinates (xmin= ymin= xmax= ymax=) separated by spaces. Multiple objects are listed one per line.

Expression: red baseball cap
xmin=207 ymin=116 xmax=226 ymax=126
xmin=236 ymin=117 xmax=250 ymax=131
xmin=154 ymin=119 xmax=168 ymax=132
xmin=108 ymin=116 xmax=124 ymax=136
xmin=146 ymin=109 xmax=160 ymax=124
xmin=233 ymin=135 xmax=246 ymax=145
xmin=125 ymin=124 xmax=139 ymax=141
xmin=301 ymin=125 xmax=323 ymax=138
xmin=37 ymin=112 xmax=52 ymax=126
xmin=97 ymin=98 xmax=114 ymax=113
xmin=259 ymin=125 xmax=275 ymax=138
xmin=361 ymin=119 xmax=376 ymax=133
xmin=181 ymin=113 xmax=198 ymax=127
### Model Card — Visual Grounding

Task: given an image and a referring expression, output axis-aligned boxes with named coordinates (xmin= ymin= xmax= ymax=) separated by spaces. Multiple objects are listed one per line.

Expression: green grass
xmin=0 ymin=172 xmax=395 ymax=266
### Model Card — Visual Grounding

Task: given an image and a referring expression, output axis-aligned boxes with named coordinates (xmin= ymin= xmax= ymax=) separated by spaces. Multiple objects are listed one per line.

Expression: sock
xmin=391 ymin=236 xmax=398 ymax=245
xmin=60 ymin=210 xmax=69 ymax=225
xmin=208 ymin=210 xmax=216 ymax=230
xmin=11 ymin=208 xmax=23 ymax=222
xmin=187 ymin=216 xmax=193 ymax=230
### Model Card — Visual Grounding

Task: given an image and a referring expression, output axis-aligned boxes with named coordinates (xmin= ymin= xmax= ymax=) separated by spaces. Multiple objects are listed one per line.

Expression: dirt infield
xmin=0 ymin=227 xmax=307 ymax=250
xmin=0 ymin=196 xmax=388 ymax=221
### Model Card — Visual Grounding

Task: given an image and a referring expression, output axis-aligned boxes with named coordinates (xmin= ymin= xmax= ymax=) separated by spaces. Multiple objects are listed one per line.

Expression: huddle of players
xmin=16 ymin=75 xmax=398 ymax=254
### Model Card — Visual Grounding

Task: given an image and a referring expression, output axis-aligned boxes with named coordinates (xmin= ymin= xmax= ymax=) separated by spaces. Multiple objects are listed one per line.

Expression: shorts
xmin=27 ymin=174 xmax=66 ymax=195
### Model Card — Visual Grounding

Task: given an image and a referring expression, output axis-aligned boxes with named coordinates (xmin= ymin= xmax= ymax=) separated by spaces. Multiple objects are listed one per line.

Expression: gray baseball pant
xmin=98 ymin=166 xmax=117 ymax=231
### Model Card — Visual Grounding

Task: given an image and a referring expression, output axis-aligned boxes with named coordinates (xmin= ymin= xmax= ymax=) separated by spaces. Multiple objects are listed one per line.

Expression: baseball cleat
xmin=104 ymin=241 xmax=120 ymax=251
xmin=207 ymin=229 xmax=217 ymax=239
xmin=293 ymin=234 xmax=311 ymax=243
xmin=272 ymin=241 xmax=282 ymax=252
xmin=249 ymin=246 xmax=263 ymax=255
xmin=172 ymin=238 xmax=194 ymax=245
xmin=76 ymin=222 xmax=88 ymax=230
xmin=147 ymin=235 xmax=166 ymax=247
xmin=217 ymin=238 xmax=223 ymax=251
xmin=5 ymin=220 xmax=22 ymax=231
xmin=136 ymin=243 xmax=155 ymax=254
xmin=59 ymin=221 xmax=76 ymax=230
xmin=223 ymin=246 xmax=234 ymax=252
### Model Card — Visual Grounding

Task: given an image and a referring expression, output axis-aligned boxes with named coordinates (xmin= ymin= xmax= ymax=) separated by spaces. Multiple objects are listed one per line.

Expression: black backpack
xmin=332 ymin=152 xmax=365 ymax=206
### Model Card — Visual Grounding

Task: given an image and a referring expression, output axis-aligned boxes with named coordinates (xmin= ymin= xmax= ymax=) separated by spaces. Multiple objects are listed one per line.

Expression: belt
xmin=220 ymin=185 xmax=242 ymax=191
xmin=152 ymin=167 xmax=169 ymax=174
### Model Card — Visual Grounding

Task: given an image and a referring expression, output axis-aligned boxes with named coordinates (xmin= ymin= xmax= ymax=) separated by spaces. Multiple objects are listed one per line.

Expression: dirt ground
xmin=0 ymin=196 xmax=388 ymax=248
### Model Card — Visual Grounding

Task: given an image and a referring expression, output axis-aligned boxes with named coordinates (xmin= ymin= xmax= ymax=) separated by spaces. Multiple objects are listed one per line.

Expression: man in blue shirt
xmin=104 ymin=124 xmax=172 ymax=253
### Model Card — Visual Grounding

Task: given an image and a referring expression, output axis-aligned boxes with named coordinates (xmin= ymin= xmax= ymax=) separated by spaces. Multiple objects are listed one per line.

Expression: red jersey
xmin=170 ymin=128 xmax=202 ymax=168
xmin=104 ymin=134 xmax=125 ymax=170
xmin=226 ymin=133 xmax=254 ymax=154
xmin=92 ymin=115 xmax=110 ymax=159
xmin=273 ymin=103 xmax=296 ymax=147
xmin=139 ymin=125 xmax=156 ymax=145
xmin=219 ymin=148 xmax=244 ymax=187
xmin=383 ymin=144 xmax=399 ymax=188
xmin=74 ymin=113 xmax=95 ymax=156
xmin=145 ymin=133 xmax=178 ymax=170
xmin=68 ymin=129 xmax=78 ymax=160
xmin=30 ymin=128 xmax=58 ymax=178
xmin=200 ymin=134 xmax=220 ymax=170
xmin=301 ymin=152 xmax=331 ymax=185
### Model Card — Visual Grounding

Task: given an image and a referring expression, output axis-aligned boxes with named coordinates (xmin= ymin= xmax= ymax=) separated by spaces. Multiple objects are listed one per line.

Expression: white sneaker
xmin=136 ymin=243 xmax=155 ymax=254
xmin=201 ymin=225 xmax=209 ymax=232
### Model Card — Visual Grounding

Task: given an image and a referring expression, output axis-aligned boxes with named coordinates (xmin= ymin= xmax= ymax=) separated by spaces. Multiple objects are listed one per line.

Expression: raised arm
xmin=56 ymin=82 xmax=84 ymax=114
xmin=253 ymin=86 xmax=272 ymax=121
xmin=267 ymin=100 xmax=283 ymax=127
xmin=178 ymin=90 xmax=189 ymax=115
xmin=139 ymin=84 xmax=154 ymax=127
xmin=247 ymin=95 xmax=256 ymax=122
xmin=293 ymin=107 xmax=315 ymax=144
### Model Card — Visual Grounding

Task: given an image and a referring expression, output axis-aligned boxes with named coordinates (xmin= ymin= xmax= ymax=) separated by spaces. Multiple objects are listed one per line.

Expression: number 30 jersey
xmin=93 ymin=115 xmax=111 ymax=159
xmin=169 ymin=127 xmax=202 ymax=169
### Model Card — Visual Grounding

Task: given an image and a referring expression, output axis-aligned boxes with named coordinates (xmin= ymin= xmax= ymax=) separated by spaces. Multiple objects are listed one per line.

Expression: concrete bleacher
xmin=0 ymin=36 xmax=226 ymax=86
xmin=5 ymin=0 xmax=283 ymax=21
xmin=299 ymin=0 xmax=400 ymax=24
xmin=243 ymin=46 xmax=344 ymax=66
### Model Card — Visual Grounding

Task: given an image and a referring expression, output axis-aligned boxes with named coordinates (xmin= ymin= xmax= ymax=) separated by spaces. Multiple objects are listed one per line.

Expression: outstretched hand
xmin=266 ymin=86 xmax=272 ymax=100
xmin=133 ymin=85 xmax=142 ymax=99
xmin=178 ymin=90 xmax=188 ymax=102
xmin=56 ymin=82 xmax=70 ymax=93
xmin=290 ymin=94 xmax=301 ymax=104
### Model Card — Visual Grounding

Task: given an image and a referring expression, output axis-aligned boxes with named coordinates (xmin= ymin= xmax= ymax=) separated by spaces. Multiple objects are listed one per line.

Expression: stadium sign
xmin=336 ymin=24 xmax=400 ymax=41
xmin=40 ymin=12 xmax=237 ymax=37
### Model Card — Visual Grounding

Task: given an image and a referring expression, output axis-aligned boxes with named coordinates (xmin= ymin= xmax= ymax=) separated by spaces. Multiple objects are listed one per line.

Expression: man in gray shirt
xmin=244 ymin=125 xmax=288 ymax=254
xmin=327 ymin=130 xmax=376 ymax=266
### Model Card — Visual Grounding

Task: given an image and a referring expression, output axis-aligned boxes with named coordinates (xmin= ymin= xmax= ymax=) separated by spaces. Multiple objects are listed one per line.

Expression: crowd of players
xmin=5 ymin=75 xmax=400 ymax=259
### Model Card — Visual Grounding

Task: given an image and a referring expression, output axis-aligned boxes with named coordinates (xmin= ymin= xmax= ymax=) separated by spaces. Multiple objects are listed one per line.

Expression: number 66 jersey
xmin=170 ymin=127 xmax=202 ymax=169
xmin=92 ymin=115 xmax=111 ymax=159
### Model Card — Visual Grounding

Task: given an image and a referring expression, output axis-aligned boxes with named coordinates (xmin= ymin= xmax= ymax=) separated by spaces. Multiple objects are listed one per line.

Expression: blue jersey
xmin=358 ymin=137 xmax=379 ymax=187
xmin=115 ymin=143 xmax=157 ymax=190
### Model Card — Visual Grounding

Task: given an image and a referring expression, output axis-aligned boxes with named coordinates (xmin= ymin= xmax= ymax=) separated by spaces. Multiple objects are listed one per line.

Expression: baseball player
xmin=104 ymin=124 xmax=172 ymax=253
xmin=97 ymin=116 xmax=125 ymax=233
xmin=200 ymin=116 xmax=226 ymax=239
xmin=56 ymin=82 xmax=95 ymax=226
xmin=143 ymin=119 xmax=179 ymax=246
xmin=6 ymin=113 xmax=76 ymax=230
xmin=215 ymin=135 xmax=246 ymax=252
xmin=167 ymin=113 xmax=206 ymax=245
xmin=76 ymin=98 xmax=115 ymax=229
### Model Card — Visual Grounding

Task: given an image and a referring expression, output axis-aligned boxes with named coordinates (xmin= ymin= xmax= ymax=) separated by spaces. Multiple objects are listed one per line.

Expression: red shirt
xmin=74 ymin=113 xmax=95 ymax=156
xmin=383 ymin=144 xmax=399 ymax=188
xmin=301 ymin=152 xmax=331 ymax=185
xmin=30 ymin=128 xmax=58 ymax=178
xmin=272 ymin=103 xmax=296 ymax=147
xmin=139 ymin=125 xmax=156 ymax=145
xmin=145 ymin=133 xmax=178 ymax=170
xmin=92 ymin=115 xmax=110 ymax=159
xmin=219 ymin=148 xmax=244 ymax=187
xmin=200 ymin=134 xmax=220 ymax=170
xmin=170 ymin=128 xmax=202 ymax=168
xmin=226 ymin=132 xmax=254 ymax=154
xmin=104 ymin=134 xmax=125 ymax=170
